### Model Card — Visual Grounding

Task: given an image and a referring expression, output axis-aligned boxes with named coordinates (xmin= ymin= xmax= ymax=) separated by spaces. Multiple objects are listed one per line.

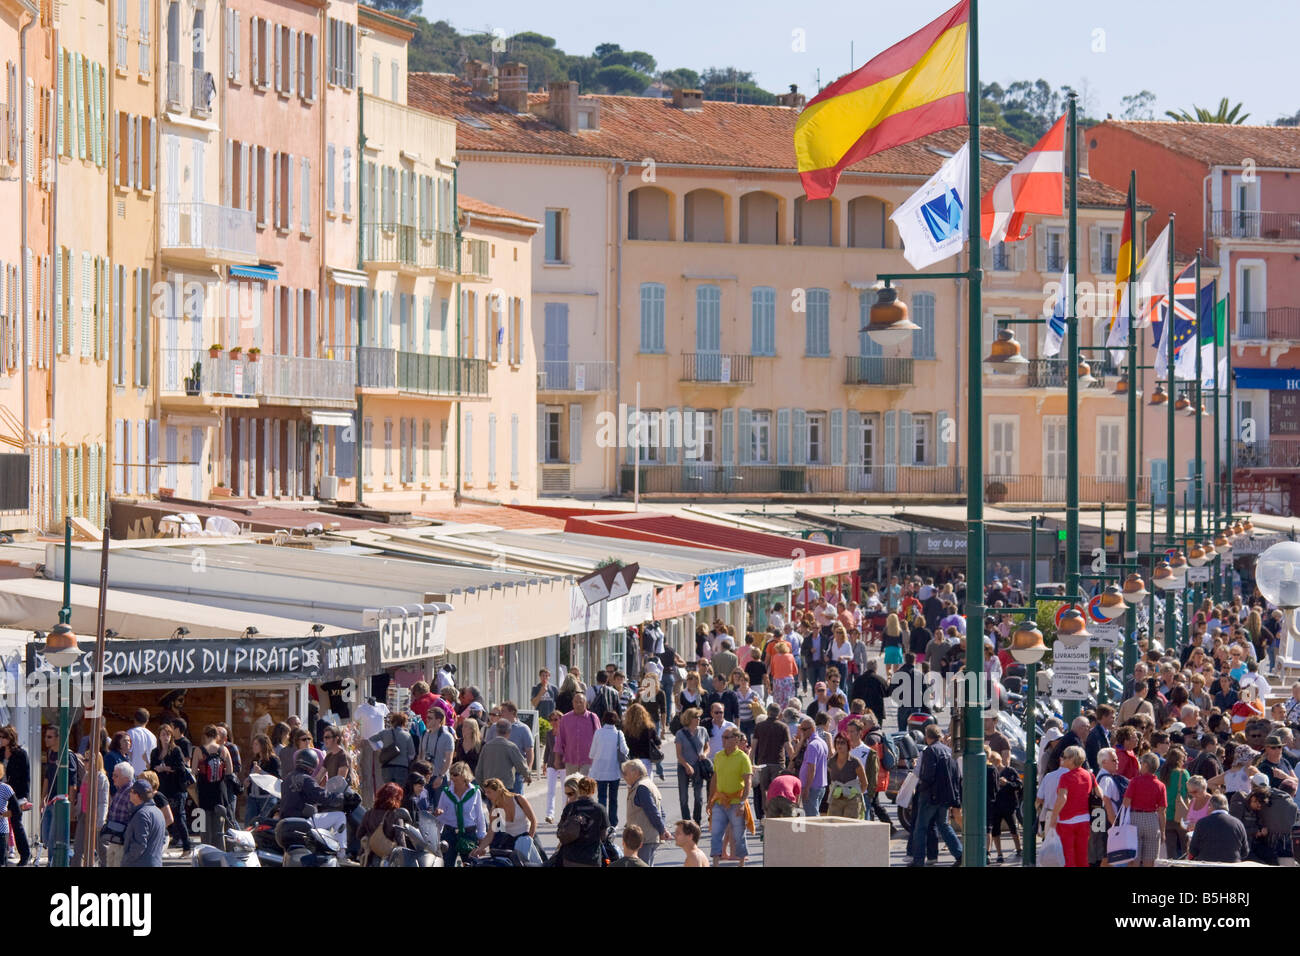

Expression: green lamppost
xmin=1062 ymin=92 xmax=1082 ymax=726
xmin=48 ymin=517 xmax=80 ymax=868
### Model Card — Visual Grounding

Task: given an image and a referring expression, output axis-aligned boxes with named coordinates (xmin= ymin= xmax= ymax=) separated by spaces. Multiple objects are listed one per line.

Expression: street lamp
xmin=1010 ymin=620 xmax=1047 ymax=867
xmin=1152 ymin=561 xmax=1181 ymax=591
xmin=46 ymin=622 xmax=83 ymax=868
xmin=984 ymin=327 xmax=1030 ymax=372
xmin=1056 ymin=607 xmax=1091 ymax=645
xmin=1148 ymin=384 xmax=1168 ymax=406
xmin=1076 ymin=360 xmax=1097 ymax=387
xmin=1122 ymin=573 xmax=1149 ymax=606
xmin=1256 ymin=541 xmax=1300 ymax=659
xmin=1214 ymin=532 xmax=1233 ymax=556
xmin=1188 ymin=543 xmax=1208 ymax=568
xmin=863 ymin=286 xmax=919 ymax=347
xmin=1097 ymin=584 xmax=1128 ymax=619
xmin=1168 ymin=550 xmax=1189 ymax=584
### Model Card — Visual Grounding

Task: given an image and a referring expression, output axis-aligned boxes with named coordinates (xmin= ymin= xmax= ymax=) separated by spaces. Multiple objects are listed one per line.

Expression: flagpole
xmin=1062 ymin=91 xmax=1080 ymax=726
xmin=961 ymin=0 xmax=987 ymax=869
xmin=1123 ymin=171 xmax=1138 ymax=684
xmin=1212 ymin=280 xmax=1221 ymax=602
xmin=1194 ymin=253 xmax=1204 ymax=538
xmin=1224 ymin=288 xmax=1233 ymax=595
xmin=1165 ymin=214 xmax=1177 ymax=652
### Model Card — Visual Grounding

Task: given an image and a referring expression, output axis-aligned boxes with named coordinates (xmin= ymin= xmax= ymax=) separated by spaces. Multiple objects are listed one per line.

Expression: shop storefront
xmin=25 ymin=630 xmax=378 ymax=766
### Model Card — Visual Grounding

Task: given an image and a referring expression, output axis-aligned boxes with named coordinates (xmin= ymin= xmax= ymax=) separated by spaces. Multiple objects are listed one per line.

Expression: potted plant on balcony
xmin=211 ymin=481 xmax=232 ymax=499
xmin=247 ymin=347 xmax=261 ymax=362
xmin=184 ymin=360 xmax=202 ymax=396
xmin=229 ymin=345 xmax=242 ymax=360
xmin=208 ymin=343 xmax=222 ymax=358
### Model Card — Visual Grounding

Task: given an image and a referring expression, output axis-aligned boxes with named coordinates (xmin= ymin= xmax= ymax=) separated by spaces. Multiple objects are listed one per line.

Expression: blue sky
xmin=419 ymin=0 xmax=1297 ymax=123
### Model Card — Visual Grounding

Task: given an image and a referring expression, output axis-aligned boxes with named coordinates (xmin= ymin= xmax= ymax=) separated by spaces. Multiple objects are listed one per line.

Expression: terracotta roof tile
xmin=1088 ymin=120 xmax=1300 ymax=169
xmin=410 ymin=504 xmax=566 ymax=531
xmin=457 ymin=194 xmax=538 ymax=223
xmin=409 ymin=74 xmax=1130 ymax=208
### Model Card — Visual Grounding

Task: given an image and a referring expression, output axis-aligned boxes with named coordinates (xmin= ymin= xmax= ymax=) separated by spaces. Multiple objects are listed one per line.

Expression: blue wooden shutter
xmin=883 ymin=410 xmax=897 ymax=491
xmin=847 ymin=411 xmax=862 ymax=465
xmin=776 ymin=408 xmax=790 ymax=465
xmin=665 ymin=406 xmax=679 ymax=465
xmin=830 ymin=409 xmax=844 ymax=466
xmin=737 ymin=408 xmax=751 ymax=465
xmin=568 ymin=404 xmax=582 ymax=463
xmin=899 ymin=410 xmax=914 ymax=467
xmin=937 ymin=410 xmax=950 ymax=466
xmin=792 ymin=409 xmax=807 ymax=466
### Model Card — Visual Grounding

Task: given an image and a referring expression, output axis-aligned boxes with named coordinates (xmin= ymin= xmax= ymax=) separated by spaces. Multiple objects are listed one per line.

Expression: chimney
xmin=776 ymin=84 xmax=806 ymax=109
xmin=671 ymin=88 xmax=704 ymax=111
xmin=464 ymin=58 xmax=497 ymax=97
xmin=549 ymin=81 xmax=579 ymax=132
xmin=498 ymin=61 xmax=529 ymax=112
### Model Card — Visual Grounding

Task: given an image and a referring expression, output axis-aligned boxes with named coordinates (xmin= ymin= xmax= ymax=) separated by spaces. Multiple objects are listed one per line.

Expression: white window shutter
xmin=1036 ymin=229 xmax=1048 ymax=272
xmin=250 ymin=16 xmax=259 ymax=85
xmin=1089 ymin=225 xmax=1101 ymax=275
xmin=847 ymin=411 xmax=862 ymax=465
xmin=665 ymin=407 xmax=679 ymax=465
xmin=510 ymin=414 xmax=519 ymax=482
xmin=301 ymin=157 xmax=310 ymax=232
xmin=830 ymin=409 xmax=843 ymax=466
xmin=568 ymin=404 xmax=582 ymax=463
xmin=464 ymin=413 xmax=473 ymax=481
xmin=286 ymin=154 xmax=294 ymax=229
xmin=1014 ymin=241 xmax=1027 ymax=272
xmin=222 ymin=138 xmax=231 ymax=206
xmin=937 ymin=411 xmax=950 ymax=466
xmin=776 ymin=408 xmax=790 ymax=465
xmin=793 ymin=409 xmax=807 ymax=465
xmin=536 ymin=406 xmax=545 ymax=460
xmin=737 ymin=408 xmax=752 ymax=465
xmin=899 ymin=410 xmax=914 ymax=466
xmin=883 ymin=410 xmax=896 ymax=466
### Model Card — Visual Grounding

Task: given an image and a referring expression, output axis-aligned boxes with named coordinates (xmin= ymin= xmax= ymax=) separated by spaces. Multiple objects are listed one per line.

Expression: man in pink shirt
xmin=765 ymin=773 xmax=802 ymax=817
xmin=555 ymin=692 xmax=600 ymax=776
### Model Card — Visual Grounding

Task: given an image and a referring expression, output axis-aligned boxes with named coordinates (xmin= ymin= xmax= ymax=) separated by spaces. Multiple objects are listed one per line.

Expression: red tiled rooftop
xmin=409 ymin=73 xmax=1131 ymax=207
xmin=410 ymin=504 xmax=566 ymax=531
xmin=1088 ymin=120 xmax=1300 ymax=169
xmin=457 ymin=194 xmax=538 ymax=223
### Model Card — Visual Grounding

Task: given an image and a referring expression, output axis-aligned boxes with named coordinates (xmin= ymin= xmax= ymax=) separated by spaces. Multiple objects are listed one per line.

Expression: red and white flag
xmin=980 ymin=114 xmax=1065 ymax=244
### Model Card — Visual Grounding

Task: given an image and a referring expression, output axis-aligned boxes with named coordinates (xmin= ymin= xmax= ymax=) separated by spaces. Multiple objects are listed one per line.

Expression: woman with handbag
xmin=358 ymin=782 xmax=404 ymax=866
xmin=150 ymin=724 xmax=192 ymax=856
xmin=1121 ymin=751 xmax=1167 ymax=867
xmin=371 ymin=712 xmax=416 ymax=787
xmin=674 ymin=707 xmax=711 ymax=824
xmin=588 ymin=712 xmax=629 ymax=826
xmin=1046 ymin=745 xmax=1097 ymax=867
xmin=1159 ymin=746 xmax=1191 ymax=859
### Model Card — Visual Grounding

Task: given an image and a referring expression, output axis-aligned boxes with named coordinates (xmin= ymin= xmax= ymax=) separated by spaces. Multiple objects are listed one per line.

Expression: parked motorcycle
xmin=275 ymin=816 xmax=340 ymax=867
xmin=383 ymin=822 xmax=443 ymax=867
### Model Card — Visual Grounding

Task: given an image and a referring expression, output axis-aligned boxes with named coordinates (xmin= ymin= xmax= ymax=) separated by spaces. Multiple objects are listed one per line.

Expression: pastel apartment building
xmin=1089 ymin=121 xmax=1300 ymax=515
xmin=409 ymin=67 xmax=1212 ymax=504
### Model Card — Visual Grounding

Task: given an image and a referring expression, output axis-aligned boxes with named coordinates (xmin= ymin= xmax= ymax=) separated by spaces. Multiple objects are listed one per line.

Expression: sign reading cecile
xmin=364 ymin=604 xmax=453 ymax=665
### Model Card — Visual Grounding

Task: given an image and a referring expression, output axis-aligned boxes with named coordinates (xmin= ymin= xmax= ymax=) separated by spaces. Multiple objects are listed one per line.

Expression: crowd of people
xmin=4 ymin=566 xmax=1299 ymax=869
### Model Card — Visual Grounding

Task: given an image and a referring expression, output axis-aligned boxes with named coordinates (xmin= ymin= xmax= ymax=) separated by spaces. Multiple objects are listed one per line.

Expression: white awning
xmin=311 ymin=411 xmax=354 ymax=427
xmin=328 ymin=267 xmax=369 ymax=288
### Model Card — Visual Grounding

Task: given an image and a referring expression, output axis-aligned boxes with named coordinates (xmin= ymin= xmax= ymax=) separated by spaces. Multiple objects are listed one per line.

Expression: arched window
xmin=739 ymin=192 xmax=780 ymax=244
xmin=684 ymin=189 xmax=727 ymax=243
xmin=848 ymin=196 xmax=887 ymax=248
xmin=627 ymin=186 xmax=672 ymax=241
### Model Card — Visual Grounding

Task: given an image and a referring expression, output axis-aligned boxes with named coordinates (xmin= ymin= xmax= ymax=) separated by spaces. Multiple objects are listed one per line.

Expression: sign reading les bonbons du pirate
xmin=27 ymin=632 xmax=377 ymax=685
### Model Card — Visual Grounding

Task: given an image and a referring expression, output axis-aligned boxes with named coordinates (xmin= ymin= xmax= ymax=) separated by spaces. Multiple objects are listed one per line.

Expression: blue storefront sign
xmin=1233 ymin=368 xmax=1300 ymax=391
xmin=699 ymin=568 xmax=745 ymax=607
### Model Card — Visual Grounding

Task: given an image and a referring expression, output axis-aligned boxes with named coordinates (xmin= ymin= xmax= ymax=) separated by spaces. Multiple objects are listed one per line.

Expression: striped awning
xmin=229 ymin=264 xmax=278 ymax=282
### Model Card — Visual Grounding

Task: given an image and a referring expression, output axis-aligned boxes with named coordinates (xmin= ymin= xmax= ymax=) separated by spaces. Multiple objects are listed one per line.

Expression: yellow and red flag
xmin=1105 ymin=179 xmax=1135 ymax=347
xmin=794 ymin=0 xmax=969 ymax=200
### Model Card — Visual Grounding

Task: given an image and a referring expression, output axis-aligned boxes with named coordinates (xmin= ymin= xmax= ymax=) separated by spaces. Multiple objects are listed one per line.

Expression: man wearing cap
xmin=121 ymin=779 xmax=167 ymax=867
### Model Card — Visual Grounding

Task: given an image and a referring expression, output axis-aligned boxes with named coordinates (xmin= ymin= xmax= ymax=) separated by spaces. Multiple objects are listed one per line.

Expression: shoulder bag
xmin=684 ymin=728 xmax=712 ymax=782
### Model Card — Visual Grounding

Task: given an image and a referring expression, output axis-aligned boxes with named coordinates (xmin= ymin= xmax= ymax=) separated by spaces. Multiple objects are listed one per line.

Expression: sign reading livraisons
xmin=26 ymin=632 xmax=378 ymax=685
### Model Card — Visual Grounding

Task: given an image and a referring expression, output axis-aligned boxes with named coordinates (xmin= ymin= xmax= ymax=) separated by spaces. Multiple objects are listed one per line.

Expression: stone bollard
xmin=764 ymin=816 xmax=891 ymax=867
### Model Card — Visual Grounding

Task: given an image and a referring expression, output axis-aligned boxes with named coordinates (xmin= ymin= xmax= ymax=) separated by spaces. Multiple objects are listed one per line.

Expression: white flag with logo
xmin=890 ymin=142 xmax=969 ymax=270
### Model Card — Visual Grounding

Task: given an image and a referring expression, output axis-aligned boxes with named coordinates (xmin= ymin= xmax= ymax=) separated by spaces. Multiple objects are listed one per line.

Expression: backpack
xmin=1099 ymin=771 xmax=1129 ymax=821
xmin=877 ymin=733 xmax=899 ymax=771
xmin=557 ymin=804 xmax=601 ymax=846
xmin=201 ymin=748 xmax=224 ymax=784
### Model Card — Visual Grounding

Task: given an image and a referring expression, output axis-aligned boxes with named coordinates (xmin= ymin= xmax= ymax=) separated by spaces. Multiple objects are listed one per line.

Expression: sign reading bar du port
xmin=363 ymin=604 xmax=452 ymax=665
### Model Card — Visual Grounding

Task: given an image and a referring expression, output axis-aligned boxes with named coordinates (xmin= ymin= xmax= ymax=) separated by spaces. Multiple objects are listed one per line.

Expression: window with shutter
xmin=830 ymin=410 xmax=844 ymax=466
xmin=805 ymin=288 xmax=830 ymax=356
xmin=776 ymin=408 xmax=790 ymax=464
xmin=937 ymin=411 xmax=950 ymax=466
xmin=751 ymin=286 xmax=775 ymax=356
xmin=639 ymin=283 xmax=665 ymax=353
xmin=912 ymin=291 xmax=935 ymax=359
xmin=510 ymin=414 xmax=519 ymax=482
xmin=301 ymin=157 xmax=310 ymax=233
xmin=487 ymin=413 xmax=497 ymax=483
xmin=463 ymin=412 xmax=473 ymax=481
xmin=342 ymin=146 xmax=352 ymax=215
xmin=325 ymin=143 xmax=334 ymax=213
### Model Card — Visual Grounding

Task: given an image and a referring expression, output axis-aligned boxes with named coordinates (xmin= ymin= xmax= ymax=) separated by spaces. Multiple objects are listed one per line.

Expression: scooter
xmin=383 ymin=822 xmax=443 ymax=867
xmin=192 ymin=828 xmax=260 ymax=867
xmin=275 ymin=816 xmax=340 ymax=867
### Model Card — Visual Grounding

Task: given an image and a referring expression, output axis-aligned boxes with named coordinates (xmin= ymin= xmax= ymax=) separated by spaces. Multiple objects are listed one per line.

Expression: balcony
xmin=619 ymin=464 xmax=966 ymax=497
xmin=1235 ymin=440 xmax=1300 ymax=470
xmin=981 ymin=474 xmax=1152 ymax=505
xmin=680 ymin=352 xmax=753 ymax=385
xmin=537 ymin=360 xmax=613 ymax=393
xmin=462 ymin=238 xmax=490 ymax=281
xmin=260 ymin=354 xmax=356 ymax=407
xmin=1013 ymin=359 xmax=1112 ymax=390
xmin=160 ymin=202 xmax=258 ymax=266
xmin=361 ymin=223 xmax=451 ymax=275
xmin=159 ymin=348 xmax=260 ymax=407
xmin=845 ymin=356 xmax=913 ymax=386
xmin=1209 ymin=209 xmax=1300 ymax=242
xmin=356 ymin=347 xmax=488 ymax=398
xmin=1237 ymin=308 xmax=1300 ymax=342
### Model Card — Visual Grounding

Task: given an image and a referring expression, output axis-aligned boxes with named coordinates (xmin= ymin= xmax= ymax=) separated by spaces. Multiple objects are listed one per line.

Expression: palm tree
xmin=1164 ymin=98 xmax=1250 ymax=124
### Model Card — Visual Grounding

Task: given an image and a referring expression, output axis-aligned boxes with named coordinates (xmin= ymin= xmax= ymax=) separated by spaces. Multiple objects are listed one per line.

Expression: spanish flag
xmin=794 ymin=0 xmax=969 ymax=200
xmin=1103 ymin=178 xmax=1134 ymax=359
